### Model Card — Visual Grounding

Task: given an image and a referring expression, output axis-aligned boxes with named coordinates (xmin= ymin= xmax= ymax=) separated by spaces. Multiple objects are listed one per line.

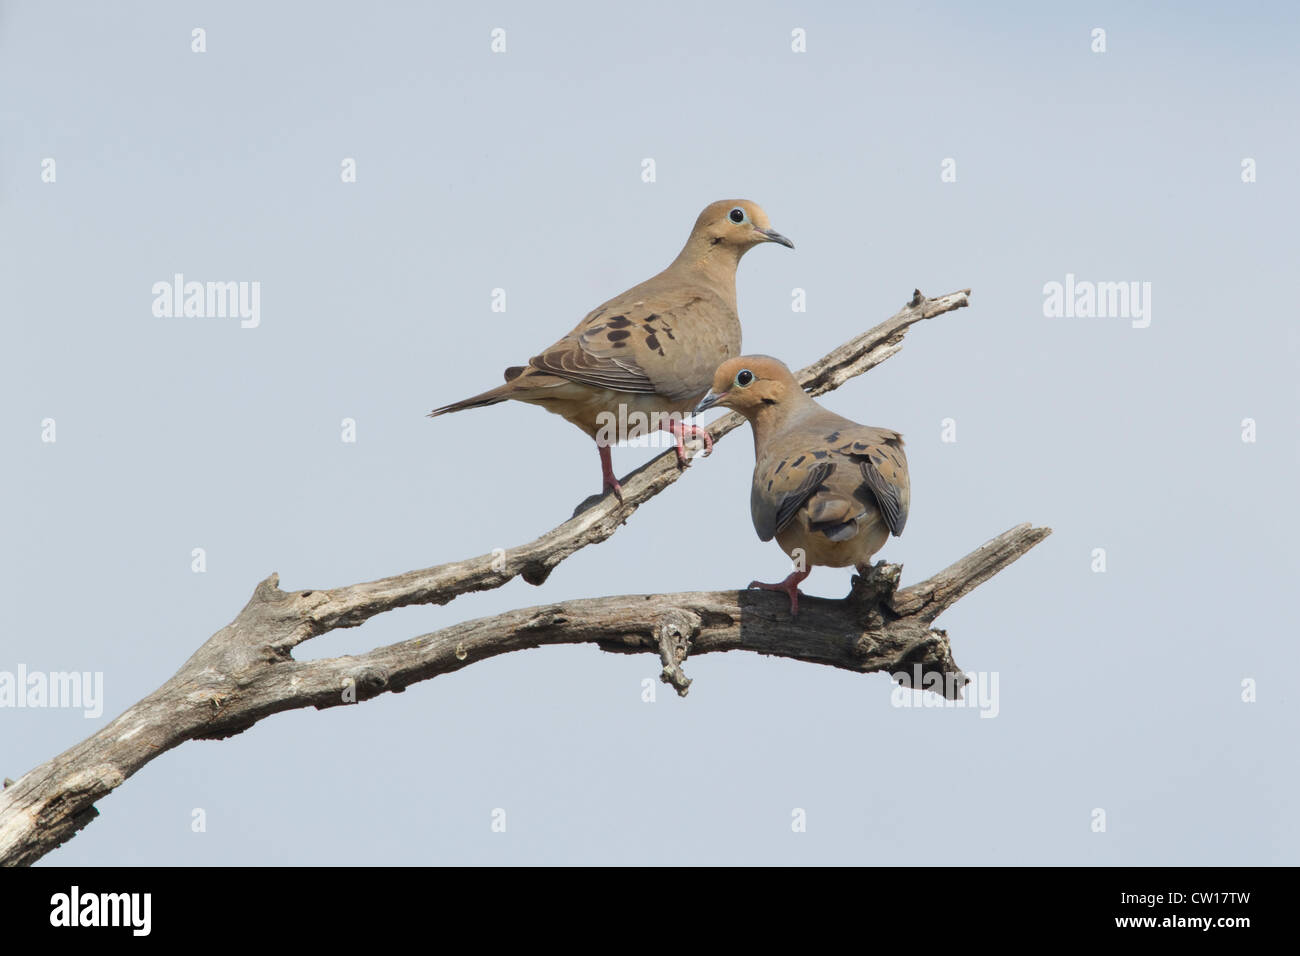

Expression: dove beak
xmin=757 ymin=228 xmax=794 ymax=249
xmin=694 ymin=389 xmax=728 ymax=414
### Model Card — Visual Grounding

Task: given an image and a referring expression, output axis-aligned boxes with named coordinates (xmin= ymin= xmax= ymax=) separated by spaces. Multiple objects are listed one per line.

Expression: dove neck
xmin=746 ymin=391 xmax=818 ymax=451
xmin=670 ymin=240 xmax=744 ymax=293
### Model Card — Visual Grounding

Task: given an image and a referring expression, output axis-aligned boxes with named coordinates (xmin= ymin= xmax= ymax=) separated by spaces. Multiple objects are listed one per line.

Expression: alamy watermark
xmin=595 ymin=406 xmax=704 ymax=452
xmin=1043 ymin=273 xmax=1151 ymax=328
xmin=152 ymin=274 xmax=260 ymax=328
xmin=50 ymin=886 xmax=150 ymax=936
xmin=0 ymin=665 xmax=103 ymax=718
xmin=891 ymin=666 xmax=999 ymax=718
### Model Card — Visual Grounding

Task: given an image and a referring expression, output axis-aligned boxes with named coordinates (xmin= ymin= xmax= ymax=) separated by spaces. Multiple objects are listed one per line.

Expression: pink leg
xmin=658 ymin=419 xmax=714 ymax=466
xmin=598 ymin=444 xmax=624 ymax=503
xmin=748 ymin=568 xmax=812 ymax=616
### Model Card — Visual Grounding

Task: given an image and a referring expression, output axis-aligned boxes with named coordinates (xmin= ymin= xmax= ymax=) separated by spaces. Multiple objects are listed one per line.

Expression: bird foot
xmin=748 ymin=569 xmax=812 ymax=616
xmin=659 ymin=420 xmax=713 ymax=467
xmin=597 ymin=444 xmax=624 ymax=504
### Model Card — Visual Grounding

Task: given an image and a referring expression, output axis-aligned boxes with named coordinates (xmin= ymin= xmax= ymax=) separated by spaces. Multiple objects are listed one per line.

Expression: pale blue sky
xmin=2 ymin=1 xmax=1296 ymax=864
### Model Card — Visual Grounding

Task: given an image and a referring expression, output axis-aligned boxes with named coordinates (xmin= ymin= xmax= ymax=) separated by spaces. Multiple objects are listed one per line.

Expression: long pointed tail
xmin=427 ymin=382 xmax=514 ymax=417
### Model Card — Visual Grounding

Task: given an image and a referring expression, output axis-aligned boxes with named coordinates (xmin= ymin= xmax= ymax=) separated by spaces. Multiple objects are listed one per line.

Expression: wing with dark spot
xmin=843 ymin=434 xmax=909 ymax=536
xmin=860 ymin=460 xmax=906 ymax=535
xmin=527 ymin=286 xmax=735 ymax=400
xmin=751 ymin=460 xmax=835 ymax=542
xmin=529 ymin=309 xmax=659 ymax=393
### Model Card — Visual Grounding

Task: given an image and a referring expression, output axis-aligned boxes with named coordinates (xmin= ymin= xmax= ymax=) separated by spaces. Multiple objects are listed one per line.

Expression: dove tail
xmin=427 ymin=383 xmax=513 ymax=417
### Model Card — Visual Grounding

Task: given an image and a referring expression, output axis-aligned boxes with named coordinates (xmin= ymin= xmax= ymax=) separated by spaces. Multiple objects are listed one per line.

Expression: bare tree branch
xmin=1 ymin=288 xmax=1033 ymax=868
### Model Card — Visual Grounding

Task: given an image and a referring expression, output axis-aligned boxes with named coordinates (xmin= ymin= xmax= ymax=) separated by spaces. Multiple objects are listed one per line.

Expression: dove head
xmin=676 ymin=200 xmax=794 ymax=268
xmin=694 ymin=355 xmax=806 ymax=420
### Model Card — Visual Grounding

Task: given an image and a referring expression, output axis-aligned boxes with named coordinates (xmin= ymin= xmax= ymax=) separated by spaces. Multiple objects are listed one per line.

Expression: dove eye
xmin=729 ymin=207 xmax=746 ymax=224
xmin=734 ymin=369 xmax=754 ymax=387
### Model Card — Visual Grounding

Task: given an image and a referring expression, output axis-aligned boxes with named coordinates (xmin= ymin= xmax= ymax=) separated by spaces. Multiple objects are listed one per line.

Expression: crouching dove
xmin=428 ymin=200 xmax=792 ymax=502
xmin=695 ymin=356 xmax=910 ymax=615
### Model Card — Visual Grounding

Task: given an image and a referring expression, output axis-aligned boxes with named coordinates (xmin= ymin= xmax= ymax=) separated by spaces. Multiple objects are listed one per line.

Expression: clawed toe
xmin=746 ymin=572 xmax=810 ymax=616
xmin=660 ymin=421 xmax=713 ymax=466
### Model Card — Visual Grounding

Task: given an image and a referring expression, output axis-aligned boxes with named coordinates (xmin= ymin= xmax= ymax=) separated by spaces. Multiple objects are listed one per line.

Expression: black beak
xmin=694 ymin=390 xmax=726 ymax=414
xmin=758 ymin=228 xmax=794 ymax=249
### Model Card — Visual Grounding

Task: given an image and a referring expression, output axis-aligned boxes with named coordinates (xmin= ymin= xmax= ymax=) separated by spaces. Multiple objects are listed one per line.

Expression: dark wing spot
xmin=791 ymin=455 xmax=806 ymax=467
xmin=663 ymin=328 xmax=676 ymax=340
xmin=606 ymin=315 xmax=631 ymax=328
xmin=812 ymin=450 xmax=828 ymax=459
xmin=504 ymin=366 xmax=525 ymax=382
xmin=645 ymin=334 xmax=662 ymax=353
xmin=766 ymin=479 xmax=773 ymax=491
xmin=611 ymin=341 xmax=627 ymax=348
xmin=606 ymin=329 xmax=631 ymax=341
xmin=871 ymin=453 xmax=885 ymax=465
xmin=774 ymin=460 xmax=786 ymax=474
xmin=824 ymin=431 xmax=840 ymax=442
xmin=645 ymin=313 xmax=659 ymax=322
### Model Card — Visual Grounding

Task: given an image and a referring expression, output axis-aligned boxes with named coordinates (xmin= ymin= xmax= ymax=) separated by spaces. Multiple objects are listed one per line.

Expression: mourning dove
xmin=695 ymin=356 xmax=910 ymax=615
xmin=429 ymin=200 xmax=792 ymax=501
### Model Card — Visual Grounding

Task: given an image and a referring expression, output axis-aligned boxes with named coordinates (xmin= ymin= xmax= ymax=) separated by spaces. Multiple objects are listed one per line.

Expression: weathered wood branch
xmin=0 ymin=524 xmax=1047 ymax=866
xmin=0 ymin=287 xmax=1041 ymax=867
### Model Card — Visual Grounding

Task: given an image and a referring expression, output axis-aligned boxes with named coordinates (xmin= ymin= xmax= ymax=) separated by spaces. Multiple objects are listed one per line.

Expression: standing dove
xmin=428 ymin=200 xmax=793 ymax=501
xmin=695 ymin=356 xmax=910 ymax=615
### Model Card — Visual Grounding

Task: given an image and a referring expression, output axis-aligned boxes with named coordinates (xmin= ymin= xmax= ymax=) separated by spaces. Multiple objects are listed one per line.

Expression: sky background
xmin=2 ymin=1 xmax=1296 ymax=865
